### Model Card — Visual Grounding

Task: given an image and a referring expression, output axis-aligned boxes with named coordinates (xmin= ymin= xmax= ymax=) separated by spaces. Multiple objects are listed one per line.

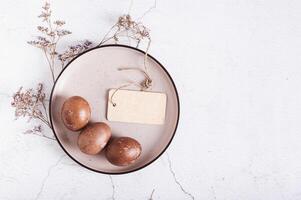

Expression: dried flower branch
xmin=99 ymin=14 xmax=150 ymax=48
xmin=58 ymin=40 xmax=93 ymax=68
xmin=24 ymin=125 xmax=56 ymax=140
xmin=28 ymin=1 xmax=72 ymax=82
xmin=13 ymin=1 xmax=94 ymax=139
xmin=11 ymin=83 xmax=54 ymax=140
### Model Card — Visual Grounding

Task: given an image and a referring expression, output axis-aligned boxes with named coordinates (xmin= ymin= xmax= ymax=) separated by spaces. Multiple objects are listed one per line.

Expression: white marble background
xmin=1 ymin=0 xmax=301 ymax=199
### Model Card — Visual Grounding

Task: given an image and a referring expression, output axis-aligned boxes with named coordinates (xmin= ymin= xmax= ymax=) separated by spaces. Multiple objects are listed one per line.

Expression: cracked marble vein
xmin=34 ymin=155 xmax=65 ymax=200
xmin=166 ymin=152 xmax=195 ymax=200
xmin=0 ymin=174 xmax=18 ymax=183
xmin=211 ymin=186 xmax=217 ymax=200
xmin=148 ymin=189 xmax=155 ymax=200
xmin=109 ymin=175 xmax=116 ymax=200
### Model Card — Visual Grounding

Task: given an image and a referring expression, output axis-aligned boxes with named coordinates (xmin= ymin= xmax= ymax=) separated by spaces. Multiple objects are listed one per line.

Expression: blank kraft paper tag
xmin=107 ymin=89 xmax=167 ymax=125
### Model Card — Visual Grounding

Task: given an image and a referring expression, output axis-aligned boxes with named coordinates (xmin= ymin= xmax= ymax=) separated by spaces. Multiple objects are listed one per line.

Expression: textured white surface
xmin=1 ymin=0 xmax=301 ymax=199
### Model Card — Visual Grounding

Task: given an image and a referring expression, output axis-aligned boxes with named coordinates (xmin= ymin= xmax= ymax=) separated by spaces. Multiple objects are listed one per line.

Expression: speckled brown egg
xmin=61 ymin=96 xmax=91 ymax=131
xmin=105 ymin=137 xmax=142 ymax=166
xmin=78 ymin=122 xmax=111 ymax=155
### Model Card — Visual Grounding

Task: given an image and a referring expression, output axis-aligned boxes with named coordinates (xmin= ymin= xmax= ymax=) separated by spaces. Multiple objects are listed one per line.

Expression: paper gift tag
xmin=107 ymin=89 xmax=167 ymax=125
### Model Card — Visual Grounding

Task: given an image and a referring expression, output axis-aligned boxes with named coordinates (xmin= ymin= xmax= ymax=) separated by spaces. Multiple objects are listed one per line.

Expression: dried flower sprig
xmin=24 ymin=125 xmax=55 ymax=140
xmin=11 ymin=83 xmax=53 ymax=138
xmin=58 ymin=40 xmax=93 ymax=68
xmin=28 ymin=1 xmax=72 ymax=82
xmin=16 ymin=2 xmax=94 ymax=139
xmin=99 ymin=14 xmax=150 ymax=48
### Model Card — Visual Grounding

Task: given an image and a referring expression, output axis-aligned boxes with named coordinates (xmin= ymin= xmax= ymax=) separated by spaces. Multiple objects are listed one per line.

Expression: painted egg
xmin=105 ymin=137 xmax=142 ymax=166
xmin=78 ymin=122 xmax=111 ymax=155
xmin=61 ymin=96 xmax=91 ymax=131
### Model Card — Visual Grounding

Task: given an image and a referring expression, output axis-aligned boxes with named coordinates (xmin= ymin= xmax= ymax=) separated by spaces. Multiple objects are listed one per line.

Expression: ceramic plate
xmin=50 ymin=44 xmax=179 ymax=174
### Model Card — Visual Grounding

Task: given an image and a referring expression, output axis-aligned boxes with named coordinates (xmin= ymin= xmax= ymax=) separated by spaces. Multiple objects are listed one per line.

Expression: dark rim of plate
xmin=49 ymin=44 xmax=180 ymax=175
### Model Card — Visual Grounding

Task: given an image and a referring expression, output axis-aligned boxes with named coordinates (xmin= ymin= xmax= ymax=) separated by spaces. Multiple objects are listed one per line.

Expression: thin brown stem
xmin=98 ymin=24 xmax=117 ymax=46
xmin=32 ymin=132 xmax=56 ymax=140
xmin=36 ymin=115 xmax=51 ymax=128
xmin=41 ymin=101 xmax=51 ymax=128
xmin=118 ymin=67 xmax=151 ymax=81
xmin=47 ymin=18 xmax=53 ymax=35
xmin=99 ymin=36 xmax=114 ymax=46
xmin=144 ymin=38 xmax=151 ymax=73
xmin=43 ymin=49 xmax=55 ymax=82
xmin=136 ymin=39 xmax=141 ymax=48
xmin=51 ymin=53 xmax=55 ymax=80
xmin=48 ymin=17 xmax=57 ymax=82
xmin=126 ymin=31 xmax=131 ymax=45
xmin=111 ymin=34 xmax=140 ymax=43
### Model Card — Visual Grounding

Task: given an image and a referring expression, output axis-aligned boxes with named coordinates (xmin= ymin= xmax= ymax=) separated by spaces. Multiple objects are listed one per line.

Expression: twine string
xmin=110 ymin=39 xmax=152 ymax=107
xmin=110 ymin=82 xmax=142 ymax=107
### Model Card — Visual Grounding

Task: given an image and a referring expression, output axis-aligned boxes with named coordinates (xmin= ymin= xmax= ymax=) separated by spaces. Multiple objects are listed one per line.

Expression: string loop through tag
xmin=110 ymin=82 xmax=142 ymax=107
xmin=110 ymin=40 xmax=152 ymax=107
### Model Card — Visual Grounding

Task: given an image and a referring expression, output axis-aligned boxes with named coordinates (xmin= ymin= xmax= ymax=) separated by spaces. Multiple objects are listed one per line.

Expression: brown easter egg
xmin=61 ymin=96 xmax=91 ymax=131
xmin=78 ymin=122 xmax=111 ymax=155
xmin=105 ymin=137 xmax=142 ymax=166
